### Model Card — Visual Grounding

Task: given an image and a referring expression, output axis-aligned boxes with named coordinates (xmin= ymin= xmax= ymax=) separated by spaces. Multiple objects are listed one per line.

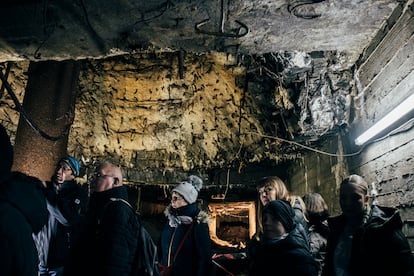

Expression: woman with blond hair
xmin=254 ymin=176 xmax=309 ymax=241
xmin=247 ymin=176 xmax=310 ymax=267
xmin=249 ymin=200 xmax=318 ymax=276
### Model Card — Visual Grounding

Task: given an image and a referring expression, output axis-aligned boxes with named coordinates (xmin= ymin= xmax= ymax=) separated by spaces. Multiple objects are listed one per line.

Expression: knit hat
xmin=172 ymin=175 xmax=203 ymax=204
xmin=60 ymin=155 xmax=80 ymax=177
xmin=263 ymin=200 xmax=295 ymax=232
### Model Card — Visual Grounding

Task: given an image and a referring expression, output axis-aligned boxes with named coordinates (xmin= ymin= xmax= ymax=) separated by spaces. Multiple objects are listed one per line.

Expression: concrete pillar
xmin=12 ymin=60 xmax=80 ymax=182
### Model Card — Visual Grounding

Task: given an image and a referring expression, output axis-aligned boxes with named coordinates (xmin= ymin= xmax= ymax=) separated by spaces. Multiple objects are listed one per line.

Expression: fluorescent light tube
xmin=355 ymin=93 xmax=414 ymax=146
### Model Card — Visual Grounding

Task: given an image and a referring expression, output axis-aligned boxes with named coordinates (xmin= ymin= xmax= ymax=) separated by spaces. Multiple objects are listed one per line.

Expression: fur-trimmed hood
xmin=164 ymin=203 xmax=209 ymax=224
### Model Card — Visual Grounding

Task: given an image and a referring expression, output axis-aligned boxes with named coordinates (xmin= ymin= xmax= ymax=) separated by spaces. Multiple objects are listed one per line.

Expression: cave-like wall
xmin=286 ymin=2 xmax=414 ymax=246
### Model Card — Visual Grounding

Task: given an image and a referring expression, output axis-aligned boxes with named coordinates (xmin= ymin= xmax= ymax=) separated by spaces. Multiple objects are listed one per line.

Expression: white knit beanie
xmin=172 ymin=175 xmax=203 ymax=204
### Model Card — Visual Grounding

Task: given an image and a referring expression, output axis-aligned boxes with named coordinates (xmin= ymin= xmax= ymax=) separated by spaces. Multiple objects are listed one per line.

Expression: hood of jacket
xmin=164 ymin=203 xmax=209 ymax=224
xmin=0 ymin=172 xmax=48 ymax=233
xmin=262 ymin=224 xmax=309 ymax=252
xmin=366 ymin=205 xmax=403 ymax=230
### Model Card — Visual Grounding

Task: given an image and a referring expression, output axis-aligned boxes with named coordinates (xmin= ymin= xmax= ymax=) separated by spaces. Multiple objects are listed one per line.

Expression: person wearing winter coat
xmin=159 ymin=175 xmax=212 ymax=276
xmin=303 ymin=192 xmax=330 ymax=276
xmin=322 ymin=174 xmax=414 ymax=276
xmin=0 ymin=124 xmax=49 ymax=276
xmin=64 ymin=161 xmax=139 ymax=276
xmin=254 ymin=176 xmax=309 ymax=241
xmin=33 ymin=156 xmax=88 ymax=276
xmin=248 ymin=199 xmax=318 ymax=276
xmin=247 ymin=176 xmax=310 ymax=262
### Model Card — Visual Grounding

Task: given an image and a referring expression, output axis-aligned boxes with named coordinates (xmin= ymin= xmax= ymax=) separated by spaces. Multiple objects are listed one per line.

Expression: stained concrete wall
xmin=287 ymin=134 xmax=348 ymax=216
xmin=287 ymin=1 xmax=414 ymax=247
xmin=349 ymin=1 xmax=414 ymax=247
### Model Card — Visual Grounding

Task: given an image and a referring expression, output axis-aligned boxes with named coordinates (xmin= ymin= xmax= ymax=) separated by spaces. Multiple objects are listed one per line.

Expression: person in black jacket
xmin=64 ymin=160 xmax=139 ymax=276
xmin=303 ymin=192 xmax=330 ymax=276
xmin=247 ymin=176 xmax=310 ymax=264
xmin=33 ymin=155 xmax=88 ymax=276
xmin=159 ymin=175 xmax=212 ymax=276
xmin=322 ymin=174 xmax=414 ymax=276
xmin=0 ymin=123 xmax=49 ymax=276
xmin=249 ymin=199 xmax=318 ymax=276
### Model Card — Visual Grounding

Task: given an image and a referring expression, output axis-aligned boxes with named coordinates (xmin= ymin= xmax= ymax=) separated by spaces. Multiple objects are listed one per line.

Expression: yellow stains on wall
xmin=69 ymin=52 xmax=264 ymax=170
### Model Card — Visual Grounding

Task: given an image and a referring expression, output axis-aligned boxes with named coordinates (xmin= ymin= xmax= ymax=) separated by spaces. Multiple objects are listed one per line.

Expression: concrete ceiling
xmin=0 ymin=0 xmax=409 ymax=175
xmin=0 ymin=0 xmax=401 ymax=67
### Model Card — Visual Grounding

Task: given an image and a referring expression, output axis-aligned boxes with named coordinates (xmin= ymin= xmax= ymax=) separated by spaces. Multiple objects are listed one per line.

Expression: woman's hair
xmin=303 ymin=192 xmax=329 ymax=215
xmin=255 ymin=176 xmax=293 ymax=240
xmin=302 ymin=192 xmax=329 ymax=224
xmin=256 ymin=176 xmax=290 ymax=200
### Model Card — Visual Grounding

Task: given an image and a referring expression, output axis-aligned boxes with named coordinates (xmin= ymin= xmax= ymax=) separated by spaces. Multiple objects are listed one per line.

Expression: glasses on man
xmin=171 ymin=195 xmax=184 ymax=202
xmin=90 ymin=172 xmax=115 ymax=180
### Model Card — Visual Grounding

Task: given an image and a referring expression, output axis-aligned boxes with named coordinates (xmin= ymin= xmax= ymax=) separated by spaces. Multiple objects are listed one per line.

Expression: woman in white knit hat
xmin=159 ymin=175 xmax=212 ymax=276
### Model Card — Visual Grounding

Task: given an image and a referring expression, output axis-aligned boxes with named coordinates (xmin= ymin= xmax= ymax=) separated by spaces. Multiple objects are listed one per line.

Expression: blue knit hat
xmin=60 ymin=155 xmax=80 ymax=177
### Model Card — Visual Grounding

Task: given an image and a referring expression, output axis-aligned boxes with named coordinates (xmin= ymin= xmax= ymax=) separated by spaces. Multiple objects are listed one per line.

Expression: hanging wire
xmin=0 ymin=65 xmax=70 ymax=141
xmin=247 ymin=116 xmax=414 ymax=158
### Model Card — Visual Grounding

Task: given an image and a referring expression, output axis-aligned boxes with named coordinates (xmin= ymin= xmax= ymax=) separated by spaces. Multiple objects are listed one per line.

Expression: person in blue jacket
xmin=33 ymin=155 xmax=88 ymax=276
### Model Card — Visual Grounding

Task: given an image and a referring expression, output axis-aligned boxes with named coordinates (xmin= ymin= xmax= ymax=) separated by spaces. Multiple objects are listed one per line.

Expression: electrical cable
xmin=246 ymin=117 xmax=414 ymax=158
xmin=0 ymin=66 xmax=70 ymax=141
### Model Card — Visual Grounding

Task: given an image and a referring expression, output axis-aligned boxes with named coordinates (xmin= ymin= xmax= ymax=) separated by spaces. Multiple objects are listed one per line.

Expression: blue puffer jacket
xmin=159 ymin=203 xmax=212 ymax=276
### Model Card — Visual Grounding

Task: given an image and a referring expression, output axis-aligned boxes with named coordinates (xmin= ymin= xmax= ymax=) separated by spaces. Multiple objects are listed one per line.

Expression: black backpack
xmin=105 ymin=198 xmax=160 ymax=276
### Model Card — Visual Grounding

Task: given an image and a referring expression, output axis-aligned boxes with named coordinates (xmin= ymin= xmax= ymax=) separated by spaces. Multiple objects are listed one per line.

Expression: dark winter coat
xmin=247 ymin=198 xmax=310 ymax=260
xmin=159 ymin=203 xmax=212 ymax=276
xmin=64 ymin=186 xmax=139 ymax=276
xmin=249 ymin=224 xmax=319 ymax=276
xmin=40 ymin=180 xmax=88 ymax=269
xmin=0 ymin=172 xmax=48 ymax=276
xmin=292 ymin=197 xmax=311 ymax=251
xmin=322 ymin=205 xmax=414 ymax=276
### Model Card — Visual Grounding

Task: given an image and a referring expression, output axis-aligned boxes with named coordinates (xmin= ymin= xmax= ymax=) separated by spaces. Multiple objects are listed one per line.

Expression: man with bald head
xmin=88 ymin=161 xmax=124 ymax=194
xmin=64 ymin=161 xmax=140 ymax=276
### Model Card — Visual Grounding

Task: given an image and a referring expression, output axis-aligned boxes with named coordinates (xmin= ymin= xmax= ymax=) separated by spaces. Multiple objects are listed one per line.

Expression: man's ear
xmin=364 ymin=195 xmax=371 ymax=203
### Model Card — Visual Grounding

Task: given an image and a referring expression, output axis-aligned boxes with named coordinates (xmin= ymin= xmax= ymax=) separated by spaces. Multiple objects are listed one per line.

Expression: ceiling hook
xmin=195 ymin=0 xmax=248 ymax=38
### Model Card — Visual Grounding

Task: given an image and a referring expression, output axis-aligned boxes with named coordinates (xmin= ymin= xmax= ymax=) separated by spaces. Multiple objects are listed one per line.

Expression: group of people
xmin=247 ymin=175 xmax=414 ymax=276
xmin=2 ymin=121 xmax=414 ymax=276
xmin=0 ymin=123 xmax=213 ymax=276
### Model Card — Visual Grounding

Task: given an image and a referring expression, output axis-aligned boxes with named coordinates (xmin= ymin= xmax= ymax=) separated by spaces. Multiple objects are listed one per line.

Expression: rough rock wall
xmin=0 ymin=61 xmax=29 ymax=136
xmin=1 ymin=50 xmax=354 ymax=188
xmin=69 ymin=52 xmax=271 ymax=182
